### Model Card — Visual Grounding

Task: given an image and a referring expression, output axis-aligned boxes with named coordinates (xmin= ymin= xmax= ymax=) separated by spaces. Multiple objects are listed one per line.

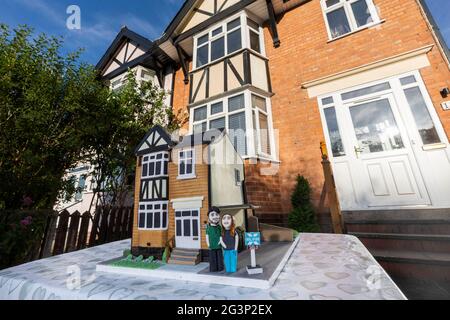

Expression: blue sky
xmin=0 ymin=0 xmax=448 ymax=65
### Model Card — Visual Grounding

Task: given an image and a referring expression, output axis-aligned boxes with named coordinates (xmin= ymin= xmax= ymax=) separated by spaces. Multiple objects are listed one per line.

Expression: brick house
xmin=97 ymin=0 xmax=450 ymax=275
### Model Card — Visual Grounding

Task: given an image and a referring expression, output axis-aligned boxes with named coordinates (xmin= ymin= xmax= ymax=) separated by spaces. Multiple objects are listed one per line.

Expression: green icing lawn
xmin=109 ymin=255 xmax=163 ymax=270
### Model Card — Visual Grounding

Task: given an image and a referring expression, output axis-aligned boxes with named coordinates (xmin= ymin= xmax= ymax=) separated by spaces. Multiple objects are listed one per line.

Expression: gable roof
xmin=159 ymin=0 xmax=257 ymax=45
xmin=135 ymin=126 xmax=177 ymax=156
xmin=96 ymin=26 xmax=154 ymax=72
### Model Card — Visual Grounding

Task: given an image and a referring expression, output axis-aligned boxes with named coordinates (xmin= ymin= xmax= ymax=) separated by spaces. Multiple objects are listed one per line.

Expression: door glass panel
xmin=342 ymin=82 xmax=391 ymax=101
xmin=193 ymin=220 xmax=199 ymax=237
xmin=324 ymin=107 xmax=345 ymax=157
xmin=176 ymin=220 xmax=182 ymax=236
xmin=403 ymin=87 xmax=441 ymax=145
xmin=350 ymin=99 xmax=405 ymax=154
xmin=400 ymin=75 xmax=417 ymax=86
xmin=183 ymin=219 xmax=191 ymax=237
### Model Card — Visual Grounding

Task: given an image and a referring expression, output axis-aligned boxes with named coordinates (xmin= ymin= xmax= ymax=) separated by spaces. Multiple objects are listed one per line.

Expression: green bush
xmin=0 ymin=210 xmax=50 ymax=269
xmin=288 ymin=176 xmax=321 ymax=233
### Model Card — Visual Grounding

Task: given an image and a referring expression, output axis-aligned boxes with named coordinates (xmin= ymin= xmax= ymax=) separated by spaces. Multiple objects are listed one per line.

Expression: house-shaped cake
xmin=132 ymin=125 xmax=251 ymax=265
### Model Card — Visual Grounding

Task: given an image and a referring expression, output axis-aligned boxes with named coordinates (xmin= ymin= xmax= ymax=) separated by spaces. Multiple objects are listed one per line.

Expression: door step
xmin=344 ymin=209 xmax=450 ymax=281
xmin=168 ymin=248 xmax=201 ymax=266
xmin=372 ymin=249 xmax=450 ymax=281
xmin=350 ymin=232 xmax=450 ymax=252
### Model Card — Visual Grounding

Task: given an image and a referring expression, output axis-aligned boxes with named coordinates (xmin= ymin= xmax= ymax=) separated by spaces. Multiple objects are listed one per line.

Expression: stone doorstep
xmin=96 ymin=236 xmax=301 ymax=290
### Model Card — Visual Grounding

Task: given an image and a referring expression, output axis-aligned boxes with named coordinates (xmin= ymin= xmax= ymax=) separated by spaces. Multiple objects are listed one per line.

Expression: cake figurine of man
xmin=205 ymin=207 xmax=224 ymax=272
xmin=220 ymin=214 xmax=239 ymax=273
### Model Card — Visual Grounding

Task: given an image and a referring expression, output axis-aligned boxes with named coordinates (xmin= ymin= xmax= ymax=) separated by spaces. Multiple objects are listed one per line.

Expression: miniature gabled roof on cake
xmin=135 ymin=125 xmax=176 ymax=156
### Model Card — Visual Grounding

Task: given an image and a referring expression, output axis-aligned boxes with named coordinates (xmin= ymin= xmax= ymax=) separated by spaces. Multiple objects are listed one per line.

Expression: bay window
xmin=190 ymin=91 xmax=275 ymax=159
xmin=138 ymin=201 xmax=169 ymax=230
xmin=321 ymin=0 xmax=380 ymax=40
xmin=193 ymin=12 xmax=264 ymax=69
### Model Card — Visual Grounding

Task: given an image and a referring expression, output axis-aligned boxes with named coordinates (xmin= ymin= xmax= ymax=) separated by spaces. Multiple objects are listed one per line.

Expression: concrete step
xmin=346 ymin=221 xmax=450 ymax=235
xmin=372 ymin=249 xmax=450 ymax=281
xmin=351 ymin=232 xmax=450 ymax=253
xmin=343 ymin=208 xmax=450 ymax=222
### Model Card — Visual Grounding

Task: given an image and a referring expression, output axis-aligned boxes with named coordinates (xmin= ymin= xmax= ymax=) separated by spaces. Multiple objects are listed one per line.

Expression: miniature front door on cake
xmin=175 ymin=209 xmax=201 ymax=249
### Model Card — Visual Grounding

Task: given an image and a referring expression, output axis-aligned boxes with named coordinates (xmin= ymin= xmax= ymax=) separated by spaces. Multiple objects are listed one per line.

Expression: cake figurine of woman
xmin=219 ymin=214 xmax=239 ymax=273
xmin=205 ymin=207 xmax=224 ymax=272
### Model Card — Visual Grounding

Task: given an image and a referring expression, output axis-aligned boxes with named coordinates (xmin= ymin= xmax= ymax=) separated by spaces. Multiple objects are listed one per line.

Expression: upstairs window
xmin=247 ymin=18 xmax=261 ymax=54
xmin=321 ymin=0 xmax=380 ymax=40
xmin=142 ymin=152 xmax=169 ymax=178
xmin=195 ymin=17 xmax=242 ymax=68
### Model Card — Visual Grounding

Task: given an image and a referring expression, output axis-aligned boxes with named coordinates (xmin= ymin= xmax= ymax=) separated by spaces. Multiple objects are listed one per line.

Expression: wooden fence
xmin=39 ymin=206 xmax=134 ymax=259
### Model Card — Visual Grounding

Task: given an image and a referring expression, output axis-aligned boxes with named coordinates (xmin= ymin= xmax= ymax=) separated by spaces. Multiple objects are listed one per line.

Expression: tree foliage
xmin=288 ymin=176 xmax=321 ymax=233
xmin=0 ymin=24 xmax=186 ymax=210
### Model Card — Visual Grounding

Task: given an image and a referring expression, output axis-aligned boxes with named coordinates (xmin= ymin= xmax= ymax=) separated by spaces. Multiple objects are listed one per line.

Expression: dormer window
xmin=321 ymin=0 xmax=380 ymax=40
xmin=193 ymin=12 xmax=264 ymax=70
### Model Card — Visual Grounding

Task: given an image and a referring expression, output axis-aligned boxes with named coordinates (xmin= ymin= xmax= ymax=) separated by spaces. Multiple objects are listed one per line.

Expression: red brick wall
xmin=262 ymin=0 xmax=450 ymax=214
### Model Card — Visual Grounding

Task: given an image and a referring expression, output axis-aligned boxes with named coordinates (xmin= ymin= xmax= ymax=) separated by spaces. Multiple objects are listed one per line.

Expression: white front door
xmin=343 ymin=93 xmax=430 ymax=207
xmin=319 ymin=72 xmax=450 ymax=210
xmin=175 ymin=209 xmax=201 ymax=249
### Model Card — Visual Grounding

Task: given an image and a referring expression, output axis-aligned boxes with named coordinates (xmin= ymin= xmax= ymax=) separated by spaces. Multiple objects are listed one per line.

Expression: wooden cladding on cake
xmin=189 ymin=49 xmax=271 ymax=105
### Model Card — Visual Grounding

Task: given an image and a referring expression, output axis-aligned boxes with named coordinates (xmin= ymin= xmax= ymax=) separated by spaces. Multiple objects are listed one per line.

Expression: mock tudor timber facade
xmin=98 ymin=0 xmax=450 ymax=230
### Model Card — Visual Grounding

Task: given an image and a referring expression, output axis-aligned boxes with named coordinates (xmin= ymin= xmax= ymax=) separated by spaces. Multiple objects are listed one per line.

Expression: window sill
xmin=177 ymin=175 xmax=197 ymax=180
xmin=138 ymin=228 xmax=169 ymax=232
xmin=242 ymin=155 xmax=281 ymax=164
xmin=327 ymin=20 xmax=386 ymax=44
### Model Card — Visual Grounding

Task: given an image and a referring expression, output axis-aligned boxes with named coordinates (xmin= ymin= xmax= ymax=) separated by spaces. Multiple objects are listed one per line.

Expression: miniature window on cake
xmin=138 ymin=202 xmax=168 ymax=230
xmin=178 ymin=149 xmax=196 ymax=179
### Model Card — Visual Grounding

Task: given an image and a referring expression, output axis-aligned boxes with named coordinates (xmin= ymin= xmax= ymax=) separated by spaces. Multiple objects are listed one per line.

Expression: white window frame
xmin=189 ymin=90 xmax=277 ymax=160
xmin=138 ymin=201 xmax=169 ymax=231
xmin=109 ymin=66 xmax=157 ymax=91
xmin=320 ymin=0 xmax=381 ymax=41
xmin=141 ymin=151 xmax=169 ymax=179
xmin=178 ymin=149 xmax=196 ymax=180
xmin=251 ymin=93 xmax=273 ymax=158
xmin=193 ymin=11 xmax=265 ymax=70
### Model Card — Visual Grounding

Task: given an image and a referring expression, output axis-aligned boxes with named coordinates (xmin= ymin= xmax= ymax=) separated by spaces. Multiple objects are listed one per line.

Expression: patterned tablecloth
xmin=0 ymin=233 xmax=406 ymax=300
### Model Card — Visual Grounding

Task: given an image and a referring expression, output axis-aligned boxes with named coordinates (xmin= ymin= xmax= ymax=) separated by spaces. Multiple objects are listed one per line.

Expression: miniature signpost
xmin=245 ymin=232 xmax=263 ymax=275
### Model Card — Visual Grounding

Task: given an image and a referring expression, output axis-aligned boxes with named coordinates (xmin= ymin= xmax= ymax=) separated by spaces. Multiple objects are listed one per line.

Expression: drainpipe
xmin=415 ymin=0 xmax=450 ymax=70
